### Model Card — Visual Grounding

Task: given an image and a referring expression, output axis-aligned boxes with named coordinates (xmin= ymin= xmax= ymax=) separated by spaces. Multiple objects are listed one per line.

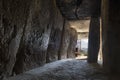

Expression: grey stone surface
xmin=0 ymin=0 xmax=31 ymax=77
xmin=46 ymin=7 xmax=64 ymax=62
xmin=102 ymin=0 xmax=120 ymax=73
xmin=88 ymin=17 xmax=100 ymax=63
xmin=12 ymin=0 xmax=64 ymax=74
xmin=0 ymin=0 xmax=71 ymax=78
xmin=58 ymin=20 xmax=71 ymax=59
xmin=67 ymin=28 xmax=77 ymax=58
xmin=0 ymin=0 xmax=78 ymax=78
xmin=56 ymin=0 xmax=101 ymax=20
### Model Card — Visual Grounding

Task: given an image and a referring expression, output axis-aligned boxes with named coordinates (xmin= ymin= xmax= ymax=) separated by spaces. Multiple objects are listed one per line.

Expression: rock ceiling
xmin=69 ymin=19 xmax=90 ymax=39
xmin=69 ymin=20 xmax=90 ymax=32
xmin=57 ymin=0 xmax=101 ymax=20
xmin=57 ymin=0 xmax=101 ymax=39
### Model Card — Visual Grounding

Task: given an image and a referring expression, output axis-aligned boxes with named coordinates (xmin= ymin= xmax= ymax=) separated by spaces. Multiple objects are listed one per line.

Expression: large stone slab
xmin=0 ymin=0 xmax=64 ymax=78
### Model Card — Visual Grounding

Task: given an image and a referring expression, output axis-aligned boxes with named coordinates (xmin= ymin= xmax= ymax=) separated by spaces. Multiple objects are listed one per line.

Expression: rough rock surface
xmin=13 ymin=0 xmax=64 ymax=74
xmin=56 ymin=0 xmax=101 ymax=20
xmin=67 ymin=28 xmax=77 ymax=58
xmin=6 ymin=59 xmax=108 ymax=80
xmin=0 ymin=0 xmax=69 ymax=78
xmin=46 ymin=11 xmax=64 ymax=63
xmin=88 ymin=17 xmax=100 ymax=63
xmin=58 ymin=20 xmax=71 ymax=59
xmin=0 ymin=0 xmax=31 ymax=78
xmin=0 ymin=0 xmax=78 ymax=78
xmin=102 ymin=0 xmax=120 ymax=73
xmin=13 ymin=0 xmax=54 ymax=74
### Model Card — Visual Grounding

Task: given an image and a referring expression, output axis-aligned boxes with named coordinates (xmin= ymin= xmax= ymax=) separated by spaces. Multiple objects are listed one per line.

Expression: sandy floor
xmin=76 ymin=55 xmax=87 ymax=60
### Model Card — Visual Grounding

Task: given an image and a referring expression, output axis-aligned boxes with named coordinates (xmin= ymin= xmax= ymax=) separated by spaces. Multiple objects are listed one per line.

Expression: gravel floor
xmin=7 ymin=59 xmax=109 ymax=80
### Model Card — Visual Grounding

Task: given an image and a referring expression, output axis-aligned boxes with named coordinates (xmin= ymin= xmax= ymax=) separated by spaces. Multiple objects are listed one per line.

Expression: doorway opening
xmin=76 ymin=39 xmax=88 ymax=59
xmin=69 ymin=19 xmax=90 ymax=59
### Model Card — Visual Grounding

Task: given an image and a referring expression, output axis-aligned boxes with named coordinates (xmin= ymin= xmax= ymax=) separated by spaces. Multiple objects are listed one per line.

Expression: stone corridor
xmin=1 ymin=0 xmax=120 ymax=80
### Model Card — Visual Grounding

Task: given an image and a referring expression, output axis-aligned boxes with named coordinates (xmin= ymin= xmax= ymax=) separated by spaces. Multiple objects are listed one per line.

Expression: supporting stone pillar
xmin=67 ymin=28 xmax=77 ymax=58
xmin=58 ymin=20 xmax=70 ymax=60
xmin=88 ymin=17 xmax=100 ymax=63
xmin=46 ymin=5 xmax=64 ymax=63
xmin=102 ymin=0 xmax=120 ymax=73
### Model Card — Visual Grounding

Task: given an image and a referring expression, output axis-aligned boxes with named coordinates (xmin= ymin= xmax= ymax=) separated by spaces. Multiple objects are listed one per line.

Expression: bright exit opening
xmin=69 ymin=19 xmax=90 ymax=59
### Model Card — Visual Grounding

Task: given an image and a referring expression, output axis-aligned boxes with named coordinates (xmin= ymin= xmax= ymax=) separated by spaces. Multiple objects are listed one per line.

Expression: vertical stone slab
xmin=0 ymin=0 xmax=31 ymax=78
xmin=101 ymin=0 xmax=109 ymax=73
xmin=58 ymin=20 xmax=71 ymax=59
xmin=67 ymin=28 xmax=77 ymax=58
xmin=46 ymin=0 xmax=64 ymax=63
xmin=13 ymin=0 xmax=52 ymax=74
xmin=88 ymin=17 xmax=100 ymax=63
xmin=102 ymin=0 xmax=120 ymax=73
xmin=13 ymin=0 xmax=64 ymax=74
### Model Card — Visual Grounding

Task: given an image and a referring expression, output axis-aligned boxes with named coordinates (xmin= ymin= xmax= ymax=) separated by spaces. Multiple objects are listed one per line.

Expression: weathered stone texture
xmin=102 ymin=0 xmax=120 ymax=73
xmin=67 ymin=28 xmax=77 ymax=58
xmin=13 ymin=0 xmax=64 ymax=74
xmin=0 ymin=0 xmax=79 ymax=79
xmin=58 ymin=20 xmax=71 ymax=59
xmin=0 ymin=0 xmax=31 ymax=78
xmin=0 ymin=0 xmax=66 ymax=78
xmin=46 ymin=4 xmax=64 ymax=63
xmin=56 ymin=0 xmax=101 ymax=20
xmin=13 ymin=0 xmax=54 ymax=74
xmin=58 ymin=20 xmax=77 ymax=59
xmin=88 ymin=17 xmax=100 ymax=63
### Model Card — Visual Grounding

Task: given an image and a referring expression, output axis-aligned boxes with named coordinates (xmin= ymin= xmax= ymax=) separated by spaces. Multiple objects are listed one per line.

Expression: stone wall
xmin=88 ymin=17 xmax=100 ymax=63
xmin=0 ymin=0 xmax=78 ymax=79
xmin=58 ymin=20 xmax=77 ymax=59
xmin=56 ymin=0 xmax=101 ymax=20
xmin=67 ymin=28 xmax=77 ymax=58
xmin=0 ymin=0 xmax=32 ymax=78
xmin=13 ymin=0 xmax=64 ymax=74
xmin=58 ymin=20 xmax=70 ymax=59
xmin=102 ymin=0 xmax=120 ymax=73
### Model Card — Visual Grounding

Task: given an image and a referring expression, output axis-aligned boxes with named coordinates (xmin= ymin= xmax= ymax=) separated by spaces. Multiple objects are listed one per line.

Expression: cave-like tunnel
xmin=0 ymin=0 xmax=120 ymax=80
